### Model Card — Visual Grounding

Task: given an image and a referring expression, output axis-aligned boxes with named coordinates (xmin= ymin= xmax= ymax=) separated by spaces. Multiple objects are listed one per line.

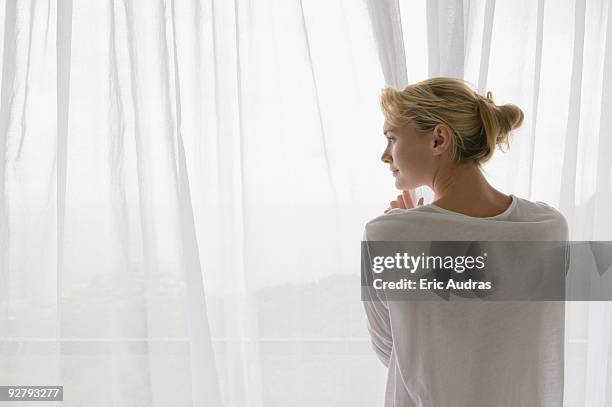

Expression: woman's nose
xmin=381 ymin=151 xmax=392 ymax=164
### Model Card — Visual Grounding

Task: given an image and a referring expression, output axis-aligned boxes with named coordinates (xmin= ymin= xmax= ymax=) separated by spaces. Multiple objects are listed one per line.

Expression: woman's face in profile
xmin=381 ymin=120 xmax=435 ymax=190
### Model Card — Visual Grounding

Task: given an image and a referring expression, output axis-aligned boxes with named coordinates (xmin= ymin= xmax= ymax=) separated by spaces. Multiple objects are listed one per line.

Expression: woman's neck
xmin=430 ymin=162 xmax=510 ymax=216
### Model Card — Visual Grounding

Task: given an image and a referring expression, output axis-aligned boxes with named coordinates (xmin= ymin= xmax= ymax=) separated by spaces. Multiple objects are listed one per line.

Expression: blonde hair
xmin=380 ymin=77 xmax=524 ymax=165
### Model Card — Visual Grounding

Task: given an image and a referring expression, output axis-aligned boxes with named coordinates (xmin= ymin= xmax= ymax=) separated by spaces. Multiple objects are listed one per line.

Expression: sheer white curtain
xmin=0 ymin=0 xmax=389 ymax=406
xmin=369 ymin=0 xmax=612 ymax=404
xmin=1 ymin=0 xmax=611 ymax=406
xmin=0 ymin=0 xmax=223 ymax=406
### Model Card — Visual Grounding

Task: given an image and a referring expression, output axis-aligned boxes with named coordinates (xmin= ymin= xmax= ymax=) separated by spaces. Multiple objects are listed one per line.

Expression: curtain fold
xmin=56 ymin=0 xmax=71 ymax=342
xmin=526 ymin=0 xmax=544 ymax=198
xmin=596 ymin=0 xmax=612 ymax=240
xmin=559 ymin=0 xmax=586 ymax=230
xmin=0 ymin=0 xmax=15 ymax=327
xmin=364 ymin=0 xmax=408 ymax=89
xmin=167 ymin=0 xmax=222 ymax=404
xmin=426 ymin=0 xmax=466 ymax=79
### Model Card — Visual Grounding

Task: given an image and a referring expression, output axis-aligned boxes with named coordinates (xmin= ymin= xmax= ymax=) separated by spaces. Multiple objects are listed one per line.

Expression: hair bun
xmin=495 ymin=104 xmax=524 ymax=149
xmin=475 ymin=91 xmax=524 ymax=151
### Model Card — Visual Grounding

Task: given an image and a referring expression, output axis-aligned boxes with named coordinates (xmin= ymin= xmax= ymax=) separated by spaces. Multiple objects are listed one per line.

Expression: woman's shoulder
xmin=363 ymin=206 xmax=447 ymax=241
xmin=362 ymin=195 xmax=569 ymax=241
xmin=510 ymin=196 xmax=569 ymax=239
xmin=511 ymin=195 xmax=568 ymax=223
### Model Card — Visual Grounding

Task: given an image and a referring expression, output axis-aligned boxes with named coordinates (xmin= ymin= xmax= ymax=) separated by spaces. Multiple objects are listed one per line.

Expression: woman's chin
xmin=395 ymin=179 xmax=409 ymax=190
xmin=395 ymin=178 xmax=417 ymax=191
xmin=394 ymin=175 xmax=407 ymax=187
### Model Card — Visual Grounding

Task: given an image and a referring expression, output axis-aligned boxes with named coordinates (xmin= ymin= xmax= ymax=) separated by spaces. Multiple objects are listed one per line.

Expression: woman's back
xmin=362 ymin=194 xmax=568 ymax=406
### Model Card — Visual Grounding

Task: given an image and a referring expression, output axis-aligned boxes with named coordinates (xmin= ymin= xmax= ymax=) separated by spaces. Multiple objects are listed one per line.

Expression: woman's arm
xmin=361 ymin=227 xmax=393 ymax=367
xmin=363 ymin=291 xmax=393 ymax=367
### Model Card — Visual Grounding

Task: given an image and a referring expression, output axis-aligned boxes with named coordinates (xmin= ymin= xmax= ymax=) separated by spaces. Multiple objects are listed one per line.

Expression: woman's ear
xmin=431 ymin=124 xmax=453 ymax=156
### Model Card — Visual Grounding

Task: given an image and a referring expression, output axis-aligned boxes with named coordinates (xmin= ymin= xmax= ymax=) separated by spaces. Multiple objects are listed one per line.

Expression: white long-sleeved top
xmin=362 ymin=194 xmax=568 ymax=407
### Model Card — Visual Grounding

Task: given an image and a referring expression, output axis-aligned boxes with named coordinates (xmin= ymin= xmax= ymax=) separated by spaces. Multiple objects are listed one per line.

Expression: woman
xmin=362 ymin=77 xmax=568 ymax=406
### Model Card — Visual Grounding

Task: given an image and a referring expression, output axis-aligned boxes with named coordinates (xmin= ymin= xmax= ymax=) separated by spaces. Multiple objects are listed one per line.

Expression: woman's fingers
xmin=385 ymin=192 xmax=424 ymax=214
xmin=396 ymin=194 xmax=407 ymax=209
xmin=402 ymin=190 xmax=417 ymax=208
xmin=386 ymin=199 xmax=401 ymax=214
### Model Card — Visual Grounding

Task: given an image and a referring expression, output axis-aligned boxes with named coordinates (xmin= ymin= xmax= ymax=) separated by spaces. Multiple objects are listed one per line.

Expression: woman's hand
xmin=384 ymin=189 xmax=425 ymax=214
